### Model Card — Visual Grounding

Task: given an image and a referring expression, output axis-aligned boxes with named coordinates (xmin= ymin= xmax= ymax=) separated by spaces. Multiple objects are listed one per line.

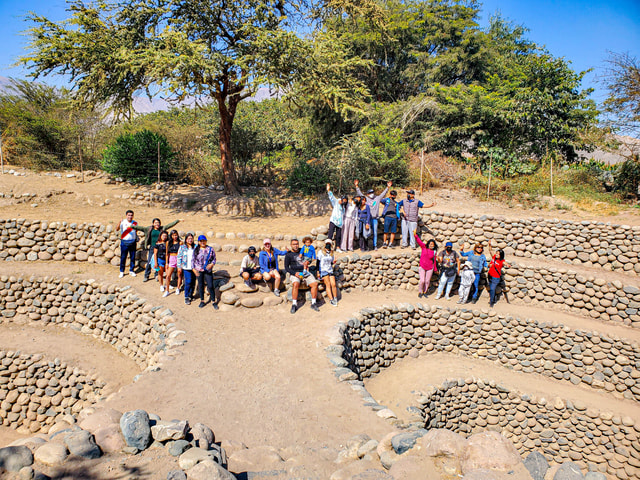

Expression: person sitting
xmin=241 ymin=246 xmax=262 ymax=288
xmin=285 ymin=238 xmax=319 ymax=314
xmin=259 ymin=238 xmax=287 ymax=297
xmin=300 ymin=236 xmax=316 ymax=277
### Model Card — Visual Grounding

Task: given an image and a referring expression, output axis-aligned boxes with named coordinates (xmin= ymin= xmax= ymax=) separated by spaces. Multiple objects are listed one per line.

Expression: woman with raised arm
xmin=487 ymin=240 xmax=511 ymax=308
xmin=414 ymin=230 xmax=438 ymax=298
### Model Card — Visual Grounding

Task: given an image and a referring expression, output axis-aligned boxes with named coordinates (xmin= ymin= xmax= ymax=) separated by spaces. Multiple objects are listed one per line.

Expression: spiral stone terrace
xmin=0 ymin=275 xmax=184 ymax=369
xmin=339 ymin=304 xmax=640 ymax=401
xmin=0 ymin=350 xmax=105 ymax=434
xmin=336 ymin=253 xmax=640 ymax=327
xmin=414 ymin=377 xmax=640 ymax=479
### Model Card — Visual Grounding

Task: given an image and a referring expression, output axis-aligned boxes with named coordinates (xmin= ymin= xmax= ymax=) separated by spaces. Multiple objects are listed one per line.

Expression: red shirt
xmin=489 ymin=256 xmax=505 ymax=278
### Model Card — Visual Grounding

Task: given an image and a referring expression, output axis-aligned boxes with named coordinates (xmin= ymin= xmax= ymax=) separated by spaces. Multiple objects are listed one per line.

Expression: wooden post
xmin=550 ymin=152 xmax=554 ymax=197
xmin=78 ymin=134 xmax=84 ymax=183
xmin=157 ymin=141 xmax=161 ymax=184
xmin=420 ymin=148 xmax=424 ymax=194
xmin=0 ymin=127 xmax=4 ymax=174
xmin=487 ymin=152 xmax=493 ymax=201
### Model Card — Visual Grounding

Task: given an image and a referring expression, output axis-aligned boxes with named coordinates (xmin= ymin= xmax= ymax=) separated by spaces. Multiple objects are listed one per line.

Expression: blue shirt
xmin=460 ymin=251 xmax=488 ymax=274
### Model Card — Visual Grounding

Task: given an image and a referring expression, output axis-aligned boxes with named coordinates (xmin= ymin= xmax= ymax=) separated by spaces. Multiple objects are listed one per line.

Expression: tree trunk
xmin=219 ymin=101 xmax=241 ymax=195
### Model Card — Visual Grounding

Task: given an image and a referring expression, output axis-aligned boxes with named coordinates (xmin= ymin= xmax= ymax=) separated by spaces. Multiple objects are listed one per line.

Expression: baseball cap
xmin=263 ymin=238 xmax=271 ymax=245
xmin=248 ymin=246 xmax=256 ymax=253
xmin=406 ymin=189 xmax=415 ymax=194
xmin=367 ymin=189 xmax=375 ymax=194
xmin=198 ymin=235 xmax=207 ymax=242
xmin=445 ymin=241 xmax=453 ymax=247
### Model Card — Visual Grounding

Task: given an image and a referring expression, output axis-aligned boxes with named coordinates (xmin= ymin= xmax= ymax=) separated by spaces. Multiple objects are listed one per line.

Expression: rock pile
xmin=414 ymin=378 xmax=639 ymax=479
xmin=0 ymin=351 xmax=104 ymax=434
xmin=0 ymin=275 xmax=185 ymax=369
xmin=335 ymin=254 xmax=640 ymax=326
xmin=0 ymin=407 xmax=235 ymax=479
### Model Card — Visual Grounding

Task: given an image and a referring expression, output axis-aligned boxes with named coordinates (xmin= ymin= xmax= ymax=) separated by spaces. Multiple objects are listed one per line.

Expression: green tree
xmin=102 ymin=129 xmax=174 ymax=184
xmin=23 ymin=0 xmax=376 ymax=194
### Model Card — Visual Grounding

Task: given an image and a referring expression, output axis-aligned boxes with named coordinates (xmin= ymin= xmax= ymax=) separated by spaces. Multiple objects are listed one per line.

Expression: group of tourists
xmin=326 ymin=180 xmax=436 ymax=252
xmin=118 ymin=187 xmax=510 ymax=312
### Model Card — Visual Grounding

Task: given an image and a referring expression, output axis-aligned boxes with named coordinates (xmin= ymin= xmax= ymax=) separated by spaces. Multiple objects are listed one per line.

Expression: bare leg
xmin=310 ymin=281 xmax=318 ymax=300
xmin=323 ymin=277 xmax=334 ymax=300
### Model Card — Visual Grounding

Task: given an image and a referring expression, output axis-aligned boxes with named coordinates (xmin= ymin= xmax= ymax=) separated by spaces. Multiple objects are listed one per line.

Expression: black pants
xmin=328 ymin=222 xmax=342 ymax=247
xmin=143 ymin=247 xmax=155 ymax=280
xmin=197 ymin=270 xmax=215 ymax=303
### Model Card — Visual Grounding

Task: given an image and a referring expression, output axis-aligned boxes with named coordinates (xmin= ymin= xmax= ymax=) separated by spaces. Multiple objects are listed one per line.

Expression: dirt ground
xmin=0 ymin=168 xmax=639 ymax=477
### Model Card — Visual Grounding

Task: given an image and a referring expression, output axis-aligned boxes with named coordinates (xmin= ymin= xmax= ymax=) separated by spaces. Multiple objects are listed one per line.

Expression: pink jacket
xmin=415 ymin=234 xmax=437 ymax=271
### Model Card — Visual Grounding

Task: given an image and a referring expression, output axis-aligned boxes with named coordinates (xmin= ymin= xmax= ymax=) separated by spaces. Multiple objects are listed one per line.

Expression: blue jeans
xmin=370 ymin=218 xmax=379 ymax=248
xmin=489 ymin=276 xmax=501 ymax=304
xmin=120 ymin=240 xmax=136 ymax=273
xmin=436 ymin=272 xmax=456 ymax=298
xmin=144 ymin=248 xmax=155 ymax=280
xmin=472 ymin=273 xmax=482 ymax=300
xmin=183 ymin=270 xmax=195 ymax=299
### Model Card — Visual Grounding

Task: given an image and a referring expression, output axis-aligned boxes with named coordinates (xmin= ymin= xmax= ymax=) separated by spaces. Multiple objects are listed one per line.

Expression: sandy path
xmin=365 ymin=352 xmax=640 ymax=423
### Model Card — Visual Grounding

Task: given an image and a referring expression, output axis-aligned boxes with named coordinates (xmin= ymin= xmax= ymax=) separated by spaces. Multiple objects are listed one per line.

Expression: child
xmin=317 ymin=240 xmax=338 ymax=307
xmin=458 ymin=261 xmax=476 ymax=304
xmin=300 ymin=236 xmax=316 ymax=277
xmin=153 ymin=230 xmax=169 ymax=292
xmin=164 ymin=230 xmax=182 ymax=297
xmin=133 ymin=217 xmax=180 ymax=282
xmin=241 ymin=246 xmax=263 ymax=288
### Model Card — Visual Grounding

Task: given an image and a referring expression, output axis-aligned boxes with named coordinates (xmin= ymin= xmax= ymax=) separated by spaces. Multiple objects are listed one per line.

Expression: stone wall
xmin=336 ymin=253 xmax=640 ymax=327
xmin=415 ymin=378 xmax=640 ymax=479
xmin=421 ymin=211 xmax=640 ymax=274
xmin=340 ymin=304 xmax=640 ymax=401
xmin=0 ymin=275 xmax=183 ymax=369
xmin=0 ymin=350 xmax=104 ymax=434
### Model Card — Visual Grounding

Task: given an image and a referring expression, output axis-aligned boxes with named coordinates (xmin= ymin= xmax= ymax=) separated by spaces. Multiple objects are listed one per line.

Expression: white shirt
xmin=120 ymin=219 xmax=137 ymax=242
xmin=185 ymin=248 xmax=194 ymax=270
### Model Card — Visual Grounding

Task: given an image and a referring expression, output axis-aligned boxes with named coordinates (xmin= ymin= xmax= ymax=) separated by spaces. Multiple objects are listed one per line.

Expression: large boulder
xmin=186 ymin=459 xmax=236 ymax=480
xmin=64 ymin=430 xmax=102 ymax=459
xmin=120 ymin=410 xmax=152 ymax=451
xmin=34 ymin=443 xmax=69 ymax=466
xmin=151 ymin=420 xmax=189 ymax=442
xmin=553 ymin=462 xmax=584 ymax=480
xmin=460 ymin=431 xmax=522 ymax=474
xmin=78 ymin=408 xmax=122 ymax=434
xmin=0 ymin=446 xmax=34 ymax=472
xmin=420 ymin=428 xmax=467 ymax=458
xmin=524 ymin=452 xmax=549 ymax=480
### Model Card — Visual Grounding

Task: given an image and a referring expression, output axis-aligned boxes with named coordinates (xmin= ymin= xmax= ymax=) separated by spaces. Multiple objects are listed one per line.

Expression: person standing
xmin=153 ymin=230 xmax=169 ymax=292
xmin=381 ymin=190 xmax=400 ymax=248
xmin=133 ymin=217 xmax=180 ymax=282
xmin=457 ymin=261 xmax=476 ymax=304
xmin=164 ymin=230 xmax=182 ymax=297
xmin=357 ymin=198 xmax=372 ymax=252
xmin=118 ymin=209 xmax=138 ymax=278
xmin=317 ymin=240 xmax=339 ymax=306
xmin=459 ymin=242 xmax=488 ymax=303
xmin=193 ymin=235 xmax=218 ymax=309
xmin=355 ymin=180 xmax=391 ymax=250
xmin=285 ymin=238 xmax=319 ymax=314
xmin=414 ymin=232 xmax=438 ymax=298
xmin=341 ymin=196 xmax=359 ymax=252
xmin=177 ymin=233 xmax=196 ymax=305
xmin=259 ymin=238 xmax=287 ymax=297
xmin=399 ymin=190 xmax=435 ymax=249
xmin=326 ymin=184 xmax=347 ymax=252
xmin=434 ymin=241 xmax=460 ymax=300
xmin=487 ymin=241 xmax=511 ymax=308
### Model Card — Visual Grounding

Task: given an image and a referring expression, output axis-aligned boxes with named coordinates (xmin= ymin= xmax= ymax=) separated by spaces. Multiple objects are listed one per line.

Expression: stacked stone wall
xmin=341 ymin=305 xmax=640 ymax=401
xmin=421 ymin=212 xmax=640 ymax=274
xmin=337 ymin=254 xmax=640 ymax=326
xmin=416 ymin=378 xmax=640 ymax=479
xmin=0 ymin=350 xmax=104 ymax=434
xmin=0 ymin=275 xmax=182 ymax=369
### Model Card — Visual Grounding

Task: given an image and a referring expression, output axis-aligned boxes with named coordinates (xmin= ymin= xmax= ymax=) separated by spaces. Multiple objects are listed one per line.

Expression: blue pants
xmin=472 ymin=273 xmax=482 ymax=300
xmin=436 ymin=272 xmax=456 ymax=298
xmin=183 ymin=270 xmax=195 ymax=299
xmin=144 ymin=248 xmax=155 ymax=280
xmin=370 ymin=218 xmax=379 ymax=248
xmin=489 ymin=276 xmax=501 ymax=304
xmin=120 ymin=240 xmax=136 ymax=273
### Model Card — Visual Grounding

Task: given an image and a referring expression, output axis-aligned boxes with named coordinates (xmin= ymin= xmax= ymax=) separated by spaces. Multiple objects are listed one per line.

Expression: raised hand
xmin=326 ymin=183 xmax=331 ymax=192
xmin=354 ymin=179 xmax=359 ymax=187
xmin=387 ymin=181 xmax=392 ymax=188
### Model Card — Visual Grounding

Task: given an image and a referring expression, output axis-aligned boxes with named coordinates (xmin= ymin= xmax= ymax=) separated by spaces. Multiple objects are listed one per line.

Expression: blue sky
xmin=1 ymin=0 xmax=639 ymax=104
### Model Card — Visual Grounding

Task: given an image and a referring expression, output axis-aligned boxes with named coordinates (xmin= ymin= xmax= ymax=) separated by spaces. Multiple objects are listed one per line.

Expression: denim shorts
xmin=384 ymin=216 xmax=398 ymax=233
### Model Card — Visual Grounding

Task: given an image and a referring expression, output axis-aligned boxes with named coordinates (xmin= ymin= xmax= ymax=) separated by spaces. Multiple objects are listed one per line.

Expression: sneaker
xmin=175 ymin=289 xmax=180 ymax=296
xmin=143 ymin=277 xmax=150 ymax=282
xmin=374 ymin=247 xmax=378 ymax=251
xmin=472 ymin=298 xmax=479 ymax=304
xmin=160 ymin=285 xmax=165 ymax=292
xmin=185 ymin=298 xmax=191 ymax=305
xmin=212 ymin=302 xmax=219 ymax=310
xmin=244 ymin=280 xmax=253 ymax=288
xmin=336 ymin=248 xmax=344 ymax=253
xmin=330 ymin=298 xmax=338 ymax=307
xmin=434 ymin=294 xmax=441 ymax=300
xmin=390 ymin=244 xmax=396 ymax=249
xmin=119 ymin=272 xmax=125 ymax=278
xmin=310 ymin=303 xmax=320 ymax=312
xmin=290 ymin=304 xmax=297 ymax=314
xmin=489 ymin=302 xmax=495 ymax=308
xmin=162 ymin=291 xmax=170 ymax=298
xmin=198 ymin=302 xmax=206 ymax=308
xmin=445 ymin=295 xmax=451 ymax=300
xmin=418 ymin=292 xmax=423 ymax=298
xmin=456 ymin=299 xmax=463 ymax=304
xmin=129 ymin=271 xmax=136 ymax=277
xmin=274 ymin=289 xmax=280 ymax=297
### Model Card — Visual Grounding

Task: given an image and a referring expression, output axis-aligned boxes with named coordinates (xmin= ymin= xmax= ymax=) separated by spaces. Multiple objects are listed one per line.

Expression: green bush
xmin=286 ymin=158 xmax=329 ymax=195
xmin=101 ymin=130 xmax=175 ymax=184
xmin=614 ymin=156 xmax=640 ymax=196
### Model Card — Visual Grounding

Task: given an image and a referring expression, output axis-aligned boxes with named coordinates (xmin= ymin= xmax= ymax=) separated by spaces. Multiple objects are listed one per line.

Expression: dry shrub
xmin=407 ymin=151 xmax=472 ymax=187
